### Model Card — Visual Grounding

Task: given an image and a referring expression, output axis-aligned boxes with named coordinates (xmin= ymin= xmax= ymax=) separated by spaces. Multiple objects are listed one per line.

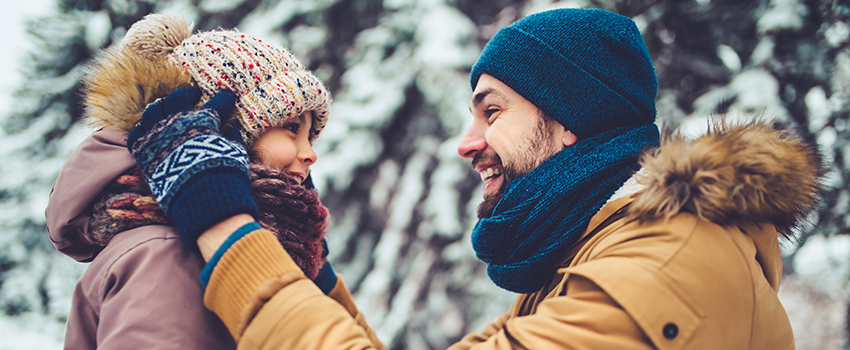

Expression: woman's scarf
xmin=90 ymin=164 xmax=327 ymax=279
xmin=250 ymin=163 xmax=327 ymax=280
xmin=472 ymin=124 xmax=660 ymax=293
xmin=89 ymin=168 xmax=170 ymax=246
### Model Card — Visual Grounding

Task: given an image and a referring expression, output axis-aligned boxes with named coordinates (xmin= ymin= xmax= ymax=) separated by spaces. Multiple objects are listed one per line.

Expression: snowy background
xmin=1 ymin=0 xmax=849 ymax=349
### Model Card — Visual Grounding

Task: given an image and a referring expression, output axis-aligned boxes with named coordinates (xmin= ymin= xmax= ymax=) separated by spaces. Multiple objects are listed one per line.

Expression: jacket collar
xmin=556 ymin=195 xmax=635 ymax=269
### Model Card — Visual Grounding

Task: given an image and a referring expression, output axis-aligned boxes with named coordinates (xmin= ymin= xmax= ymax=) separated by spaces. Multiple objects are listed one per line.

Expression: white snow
xmin=825 ymin=21 xmax=850 ymax=48
xmin=370 ymin=160 xmax=401 ymax=212
xmin=154 ymin=0 xmax=200 ymax=24
xmin=716 ymin=44 xmax=741 ymax=72
xmin=312 ymin=129 xmax=383 ymax=190
xmin=84 ymin=10 xmax=112 ymax=51
xmin=238 ymin=0 xmax=337 ymax=43
xmin=631 ymin=15 xmax=648 ymax=33
xmin=287 ymin=25 xmax=327 ymax=57
xmin=729 ymin=69 xmax=785 ymax=117
xmin=805 ymin=86 xmax=831 ymax=133
xmin=817 ymin=127 xmax=838 ymax=159
xmin=750 ymin=37 xmax=776 ymax=67
xmin=413 ymin=3 xmax=477 ymax=136
xmin=793 ymin=235 xmax=850 ymax=299
xmin=107 ymin=0 xmax=142 ymax=16
xmin=359 ymin=150 xmax=430 ymax=342
xmin=757 ymin=0 xmax=808 ymax=34
xmin=198 ymin=0 xmax=246 ymax=13
xmin=679 ymin=69 xmax=789 ymax=137
xmin=382 ymin=246 xmax=435 ymax=344
xmin=422 ymin=139 xmax=468 ymax=238
xmin=831 ymin=51 xmax=850 ymax=104
xmin=778 ymin=274 xmax=847 ymax=350
xmin=0 ymin=2 xmax=55 ymax=118
xmin=524 ymin=0 xmax=589 ymax=16
xmin=0 ymin=313 xmax=64 ymax=350
xmin=414 ymin=5 xmax=477 ymax=68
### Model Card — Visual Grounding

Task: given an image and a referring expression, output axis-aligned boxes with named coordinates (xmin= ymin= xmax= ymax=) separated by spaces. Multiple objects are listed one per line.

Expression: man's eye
xmin=484 ymin=108 xmax=499 ymax=120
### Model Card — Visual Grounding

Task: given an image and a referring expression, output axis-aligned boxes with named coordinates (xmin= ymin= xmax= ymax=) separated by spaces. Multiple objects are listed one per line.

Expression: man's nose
xmin=457 ymin=123 xmax=486 ymax=158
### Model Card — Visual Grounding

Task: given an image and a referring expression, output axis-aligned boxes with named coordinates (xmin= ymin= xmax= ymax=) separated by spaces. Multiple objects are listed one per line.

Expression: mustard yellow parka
xmin=204 ymin=121 xmax=820 ymax=350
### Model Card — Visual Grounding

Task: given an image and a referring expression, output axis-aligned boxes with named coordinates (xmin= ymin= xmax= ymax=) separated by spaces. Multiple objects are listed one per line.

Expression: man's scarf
xmin=472 ymin=124 xmax=660 ymax=293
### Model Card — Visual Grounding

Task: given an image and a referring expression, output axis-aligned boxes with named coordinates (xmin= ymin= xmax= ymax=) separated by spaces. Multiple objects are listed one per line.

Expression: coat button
xmin=663 ymin=323 xmax=679 ymax=339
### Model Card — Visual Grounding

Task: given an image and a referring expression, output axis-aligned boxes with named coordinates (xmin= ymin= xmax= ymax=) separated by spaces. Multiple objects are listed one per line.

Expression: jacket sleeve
xmin=446 ymin=273 xmax=653 ymax=350
xmin=327 ymin=277 xmax=384 ymax=347
xmin=96 ymin=234 xmax=235 ymax=349
xmin=497 ymin=275 xmax=653 ymax=349
xmin=204 ymin=228 xmax=386 ymax=350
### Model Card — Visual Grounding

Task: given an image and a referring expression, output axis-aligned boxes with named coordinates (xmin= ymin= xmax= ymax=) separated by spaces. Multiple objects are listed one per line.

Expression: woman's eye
xmin=284 ymin=123 xmax=300 ymax=133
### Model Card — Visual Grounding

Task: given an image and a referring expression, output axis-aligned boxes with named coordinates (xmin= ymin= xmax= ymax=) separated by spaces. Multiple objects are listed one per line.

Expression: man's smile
xmin=478 ymin=166 xmax=503 ymax=191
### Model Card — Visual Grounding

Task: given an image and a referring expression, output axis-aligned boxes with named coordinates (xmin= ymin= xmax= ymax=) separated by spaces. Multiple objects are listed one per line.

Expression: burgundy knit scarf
xmin=89 ymin=164 xmax=327 ymax=279
xmin=249 ymin=163 xmax=328 ymax=279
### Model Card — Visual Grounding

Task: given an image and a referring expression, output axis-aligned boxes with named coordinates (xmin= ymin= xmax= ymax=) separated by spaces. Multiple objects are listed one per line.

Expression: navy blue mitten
xmin=313 ymin=239 xmax=338 ymax=295
xmin=127 ymin=87 xmax=259 ymax=248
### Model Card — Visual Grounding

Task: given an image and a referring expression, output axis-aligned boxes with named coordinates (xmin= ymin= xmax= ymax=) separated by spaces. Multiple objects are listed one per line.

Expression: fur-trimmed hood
xmin=81 ymin=36 xmax=192 ymax=131
xmin=628 ymin=120 xmax=825 ymax=239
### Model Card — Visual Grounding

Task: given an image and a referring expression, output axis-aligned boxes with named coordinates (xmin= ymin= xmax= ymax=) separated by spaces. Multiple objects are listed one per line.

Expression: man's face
xmin=458 ymin=74 xmax=574 ymax=218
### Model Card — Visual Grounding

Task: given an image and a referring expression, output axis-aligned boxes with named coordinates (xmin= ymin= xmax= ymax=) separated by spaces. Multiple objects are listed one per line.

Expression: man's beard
xmin=476 ymin=113 xmax=563 ymax=219
xmin=475 ymin=154 xmax=518 ymax=219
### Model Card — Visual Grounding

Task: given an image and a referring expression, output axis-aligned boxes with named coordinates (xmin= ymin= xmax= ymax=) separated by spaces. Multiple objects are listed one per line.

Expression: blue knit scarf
xmin=472 ymin=124 xmax=660 ymax=293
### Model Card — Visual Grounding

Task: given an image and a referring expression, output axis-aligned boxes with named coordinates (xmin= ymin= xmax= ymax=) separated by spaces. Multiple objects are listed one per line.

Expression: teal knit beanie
xmin=470 ymin=8 xmax=657 ymax=139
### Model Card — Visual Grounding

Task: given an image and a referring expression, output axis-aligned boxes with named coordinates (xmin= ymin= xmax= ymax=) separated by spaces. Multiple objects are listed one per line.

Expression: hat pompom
xmin=122 ymin=14 xmax=193 ymax=61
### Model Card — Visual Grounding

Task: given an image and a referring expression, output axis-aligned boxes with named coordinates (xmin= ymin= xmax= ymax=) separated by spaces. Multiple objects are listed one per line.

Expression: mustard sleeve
xmin=457 ymin=274 xmax=654 ymax=350
xmin=326 ymin=277 xmax=386 ymax=349
xmin=204 ymin=228 xmax=386 ymax=350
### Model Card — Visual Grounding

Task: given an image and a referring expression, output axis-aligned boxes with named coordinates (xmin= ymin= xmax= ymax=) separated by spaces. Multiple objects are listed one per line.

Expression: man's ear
xmin=562 ymin=130 xmax=577 ymax=148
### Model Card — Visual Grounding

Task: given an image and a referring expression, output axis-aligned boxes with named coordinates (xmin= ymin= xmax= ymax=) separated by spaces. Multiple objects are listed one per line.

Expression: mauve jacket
xmin=45 ymin=127 xmax=235 ymax=350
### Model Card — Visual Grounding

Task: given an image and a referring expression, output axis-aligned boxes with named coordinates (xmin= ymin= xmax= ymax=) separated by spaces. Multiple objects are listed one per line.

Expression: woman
xmin=44 ymin=14 xmax=370 ymax=349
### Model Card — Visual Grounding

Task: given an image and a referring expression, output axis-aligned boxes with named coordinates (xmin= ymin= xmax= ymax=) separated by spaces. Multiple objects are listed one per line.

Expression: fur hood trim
xmin=81 ymin=16 xmax=192 ymax=131
xmin=628 ymin=120 xmax=825 ymax=238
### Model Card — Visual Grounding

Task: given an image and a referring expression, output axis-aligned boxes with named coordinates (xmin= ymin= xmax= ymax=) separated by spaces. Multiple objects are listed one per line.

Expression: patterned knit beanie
xmin=122 ymin=14 xmax=330 ymax=145
xmin=470 ymin=8 xmax=657 ymax=139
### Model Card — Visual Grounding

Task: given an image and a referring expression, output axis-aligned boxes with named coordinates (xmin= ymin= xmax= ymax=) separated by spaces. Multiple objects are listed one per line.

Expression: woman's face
xmin=252 ymin=112 xmax=317 ymax=184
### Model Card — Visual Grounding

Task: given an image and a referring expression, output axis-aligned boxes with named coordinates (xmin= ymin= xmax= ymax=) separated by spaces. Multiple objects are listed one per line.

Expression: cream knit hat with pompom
xmin=121 ymin=14 xmax=330 ymax=145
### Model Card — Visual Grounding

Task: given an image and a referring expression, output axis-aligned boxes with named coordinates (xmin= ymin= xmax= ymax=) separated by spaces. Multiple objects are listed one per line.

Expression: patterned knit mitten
xmin=127 ymin=87 xmax=259 ymax=248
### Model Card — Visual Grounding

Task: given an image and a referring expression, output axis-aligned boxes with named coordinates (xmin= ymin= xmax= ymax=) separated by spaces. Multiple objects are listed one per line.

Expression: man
xmin=130 ymin=8 xmax=821 ymax=349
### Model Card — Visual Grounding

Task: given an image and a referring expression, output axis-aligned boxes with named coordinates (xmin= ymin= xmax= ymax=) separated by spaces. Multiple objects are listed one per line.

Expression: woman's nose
xmin=299 ymin=140 xmax=317 ymax=165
